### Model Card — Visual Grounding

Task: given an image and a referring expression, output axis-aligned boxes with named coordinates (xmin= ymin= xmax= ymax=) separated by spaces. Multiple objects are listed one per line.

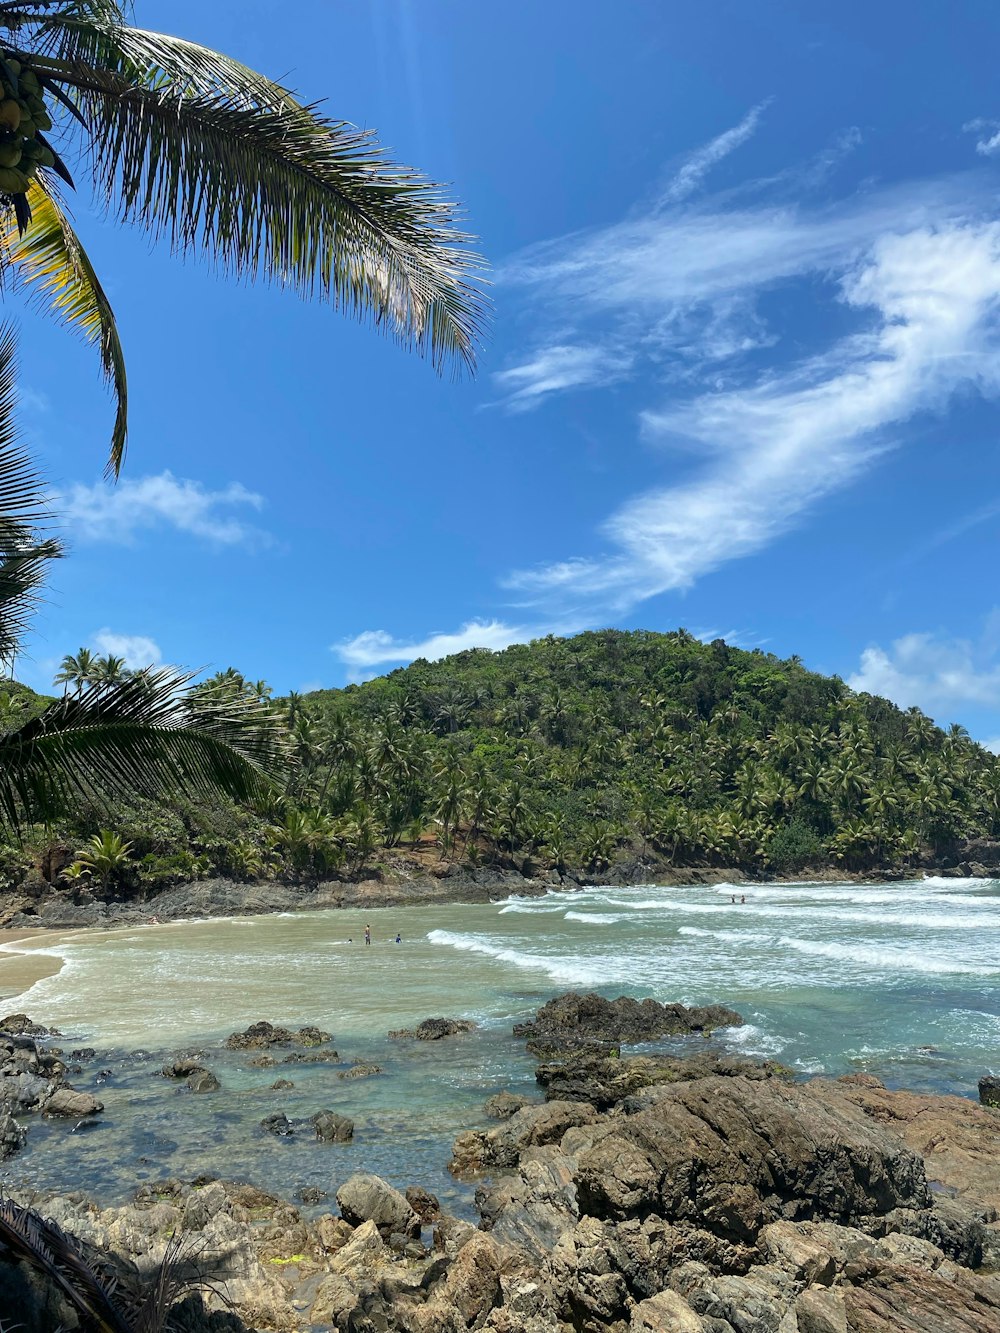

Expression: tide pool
xmin=1 ymin=875 xmax=998 ymax=1210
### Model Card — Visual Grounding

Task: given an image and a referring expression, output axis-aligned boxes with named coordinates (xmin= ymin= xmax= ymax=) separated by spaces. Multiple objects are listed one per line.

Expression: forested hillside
xmin=5 ymin=629 xmax=999 ymax=897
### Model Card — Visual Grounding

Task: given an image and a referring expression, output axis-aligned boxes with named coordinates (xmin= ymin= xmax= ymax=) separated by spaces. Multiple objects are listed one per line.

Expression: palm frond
xmin=27 ymin=47 xmax=488 ymax=370
xmin=0 ymin=322 xmax=62 ymax=664
xmin=0 ymin=667 xmax=290 ymax=829
xmin=0 ymin=1193 xmax=134 ymax=1333
xmin=1 ymin=176 xmax=127 ymax=474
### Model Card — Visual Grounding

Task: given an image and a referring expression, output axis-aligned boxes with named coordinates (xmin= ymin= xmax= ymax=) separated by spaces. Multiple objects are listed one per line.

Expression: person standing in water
xmin=364 ymin=923 xmax=371 ymax=946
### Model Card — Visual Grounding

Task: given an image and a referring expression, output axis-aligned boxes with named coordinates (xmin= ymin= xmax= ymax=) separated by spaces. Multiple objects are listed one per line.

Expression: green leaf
xmin=1 ymin=176 xmax=127 ymax=474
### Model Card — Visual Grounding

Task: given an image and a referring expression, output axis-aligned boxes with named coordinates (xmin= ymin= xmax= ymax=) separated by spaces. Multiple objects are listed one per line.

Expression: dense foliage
xmin=6 ymin=629 xmax=999 ymax=897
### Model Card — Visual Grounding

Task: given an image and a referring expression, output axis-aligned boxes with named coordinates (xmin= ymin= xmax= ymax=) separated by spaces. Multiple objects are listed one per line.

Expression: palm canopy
xmin=0 ymin=0 xmax=487 ymax=474
xmin=0 ymin=320 xmax=289 ymax=829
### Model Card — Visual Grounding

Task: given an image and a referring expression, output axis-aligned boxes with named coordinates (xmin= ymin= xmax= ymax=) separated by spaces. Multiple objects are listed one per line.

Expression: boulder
xmin=337 ymin=1173 xmax=421 ymax=1238
xmin=161 ymin=1057 xmax=205 ymax=1078
xmin=484 ymin=1091 xmax=534 ymax=1120
xmin=311 ymin=1110 xmax=354 ymax=1142
xmin=630 ymin=1290 xmax=705 ymax=1332
xmin=406 ymin=1185 xmax=441 ymax=1223
xmin=0 ymin=1110 xmax=26 ymax=1160
xmin=42 ymin=1088 xmax=102 ymax=1118
xmin=338 ymin=1062 xmax=382 ymax=1080
xmin=260 ymin=1112 xmax=293 ymax=1137
xmin=979 ymin=1075 xmax=1000 ymax=1109
xmin=186 ymin=1067 xmax=220 ymax=1093
xmin=297 ymin=1025 xmax=332 ymax=1045
xmin=389 ymin=1017 xmax=478 ymax=1041
xmin=451 ymin=1098 xmax=599 ymax=1176
xmin=225 ymin=1021 xmax=295 ymax=1050
xmin=513 ymin=992 xmax=743 ymax=1054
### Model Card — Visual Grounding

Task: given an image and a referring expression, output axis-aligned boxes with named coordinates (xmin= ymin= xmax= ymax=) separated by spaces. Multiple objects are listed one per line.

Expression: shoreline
xmin=0 ymin=858 xmax=958 ymax=938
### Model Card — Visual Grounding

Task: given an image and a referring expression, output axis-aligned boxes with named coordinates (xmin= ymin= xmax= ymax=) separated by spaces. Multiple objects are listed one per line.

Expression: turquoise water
xmin=1 ymin=875 xmax=998 ymax=1211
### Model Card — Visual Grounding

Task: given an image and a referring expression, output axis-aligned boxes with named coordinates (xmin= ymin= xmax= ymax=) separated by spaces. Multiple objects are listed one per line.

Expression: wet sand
xmin=0 ymin=928 xmax=66 ymax=999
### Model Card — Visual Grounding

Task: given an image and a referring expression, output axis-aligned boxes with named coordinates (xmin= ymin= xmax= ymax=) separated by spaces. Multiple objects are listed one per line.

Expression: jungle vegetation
xmin=5 ymin=628 xmax=999 ymax=898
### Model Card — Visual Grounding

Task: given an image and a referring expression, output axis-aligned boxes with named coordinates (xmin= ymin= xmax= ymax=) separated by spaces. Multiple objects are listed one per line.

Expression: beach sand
xmin=0 ymin=928 xmax=64 ymax=1000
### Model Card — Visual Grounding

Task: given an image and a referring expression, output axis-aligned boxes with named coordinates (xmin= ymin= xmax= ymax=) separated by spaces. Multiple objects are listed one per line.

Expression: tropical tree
xmin=67 ymin=826 xmax=132 ymax=889
xmin=0 ymin=329 xmax=287 ymax=830
xmin=0 ymin=0 xmax=486 ymax=475
xmin=54 ymin=645 xmax=96 ymax=691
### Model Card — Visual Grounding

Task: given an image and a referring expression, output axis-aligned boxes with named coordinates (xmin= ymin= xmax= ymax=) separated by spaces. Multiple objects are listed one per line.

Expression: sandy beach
xmin=0 ymin=928 xmax=66 ymax=1000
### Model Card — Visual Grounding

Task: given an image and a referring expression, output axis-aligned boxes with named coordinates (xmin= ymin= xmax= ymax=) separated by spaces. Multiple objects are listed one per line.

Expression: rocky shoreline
xmin=0 ymin=852 xmax=974 ymax=933
xmin=2 ymin=994 xmax=1000 ymax=1330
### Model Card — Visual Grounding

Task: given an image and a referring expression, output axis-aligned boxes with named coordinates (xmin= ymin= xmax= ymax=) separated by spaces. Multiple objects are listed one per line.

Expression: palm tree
xmin=0 ymin=1 xmax=487 ymax=474
xmin=0 ymin=329 xmax=287 ymax=828
xmin=53 ymin=645 xmax=96 ymax=692
xmin=91 ymin=651 xmax=130 ymax=684
xmin=67 ymin=827 xmax=132 ymax=889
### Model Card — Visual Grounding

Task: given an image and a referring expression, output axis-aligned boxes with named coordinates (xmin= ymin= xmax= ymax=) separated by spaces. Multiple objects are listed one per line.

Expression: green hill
xmin=5 ymin=629 xmax=997 ymax=898
xmin=293 ymin=628 xmax=998 ymax=877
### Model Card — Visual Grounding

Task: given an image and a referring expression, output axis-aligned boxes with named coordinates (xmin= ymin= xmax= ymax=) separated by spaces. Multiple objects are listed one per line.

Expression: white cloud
xmin=57 ymin=471 xmax=267 ymax=547
xmin=848 ymin=620 xmax=1000 ymax=719
xmin=661 ymin=101 xmax=770 ymax=204
xmin=964 ymin=118 xmax=1000 ymax=157
xmin=492 ymin=343 xmax=632 ymax=410
xmin=500 ymin=183 xmax=1000 ymax=614
xmin=334 ymin=619 xmax=528 ymax=670
xmin=90 ymin=628 xmax=163 ymax=670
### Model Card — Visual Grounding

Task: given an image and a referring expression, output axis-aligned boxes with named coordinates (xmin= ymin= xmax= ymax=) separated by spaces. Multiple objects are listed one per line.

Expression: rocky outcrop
xmin=980 ymin=1075 xmax=1000 ymax=1108
xmin=389 ymin=1017 xmax=479 ymax=1040
xmin=513 ymin=992 xmax=743 ymax=1056
xmin=336 ymin=1172 xmax=421 ymax=1238
xmin=311 ymin=1109 xmax=354 ymax=1142
xmin=224 ymin=1020 xmax=332 ymax=1050
xmin=41 ymin=1088 xmax=103 ymax=1117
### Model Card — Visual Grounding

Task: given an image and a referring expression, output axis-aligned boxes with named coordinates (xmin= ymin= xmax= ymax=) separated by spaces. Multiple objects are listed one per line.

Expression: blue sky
xmin=15 ymin=0 xmax=1000 ymax=744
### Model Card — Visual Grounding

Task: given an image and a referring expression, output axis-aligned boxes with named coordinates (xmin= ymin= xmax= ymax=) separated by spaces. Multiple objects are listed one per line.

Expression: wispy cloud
xmin=964 ymin=118 xmax=1000 ymax=157
xmin=498 ymin=174 xmax=1000 ymax=615
xmin=334 ymin=619 xmax=529 ymax=672
xmin=57 ymin=471 xmax=267 ymax=547
xmin=661 ymin=100 xmax=771 ymax=204
xmin=848 ymin=615 xmax=1000 ymax=723
xmin=492 ymin=343 xmax=632 ymax=411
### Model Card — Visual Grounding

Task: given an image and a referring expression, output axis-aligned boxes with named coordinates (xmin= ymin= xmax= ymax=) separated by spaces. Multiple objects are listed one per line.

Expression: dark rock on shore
xmin=388 ymin=1016 xmax=478 ymax=1040
xmin=338 ymin=1061 xmax=382 ymax=1080
xmin=260 ymin=1112 xmax=293 ymax=1137
xmin=513 ymin=991 xmax=744 ymax=1056
xmin=0 ymin=1109 xmax=25 ymax=1158
xmin=225 ymin=1020 xmax=332 ymax=1051
xmin=535 ymin=1046 xmax=792 ymax=1109
xmin=484 ymin=1090 xmax=534 ymax=1119
xmin=311 ymin=1110 xmax=354 ymax=1142
xmin=187 ymin=1067 xmax=220 ymax=1093
xmin=980 ymin=1074 xmax=1000 ymax=1108
xmin=0 ymin=1013 xmax=58 ymax=1037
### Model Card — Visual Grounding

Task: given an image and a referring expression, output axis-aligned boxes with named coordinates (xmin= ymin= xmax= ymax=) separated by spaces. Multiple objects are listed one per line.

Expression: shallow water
xmin=2 ymin=876 xmax=998 ymax=1211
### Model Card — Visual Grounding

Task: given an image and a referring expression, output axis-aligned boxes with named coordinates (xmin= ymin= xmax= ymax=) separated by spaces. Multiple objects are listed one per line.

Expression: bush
xmin=765 ymin=818 xmax=826 ymax=873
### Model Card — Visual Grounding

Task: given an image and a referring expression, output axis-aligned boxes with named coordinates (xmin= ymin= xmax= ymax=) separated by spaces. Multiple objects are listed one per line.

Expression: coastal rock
xmin=260 ymin=1111 xmax=294 ymax=1136
xmin=161 ymin=1056 xmax=205 ymax=1078
xmin=485 ymin=1091 xmax=534 ymax=1119
xmin=311 ymin=1109 xmax=354 ymax=1142
xmin=979 ymin=1075 xmax=1000 ymax=1108
xmin=406 ymin=1185 xmax=441 ymax=1222
xmin=271 ymin=1077 xmax=294 ymax=1090
xmin=297 ymin=1024 xmax=332 ymax=1045
xmin=0 ymin=1070 xmax=51 ymax=1112
xmin=225 ymin=1020 xmax=295 ymax=1049
xmin=0 ymin=1110 xmax=26 ymax=1159
xmin=534 ymin=1047 xmax=790 ymax=1110
xmin=513 ymin=991 xmax=743 ymax=1055
xmin=42 ymin=1088 xmax=103 ymax=1118
xmin=389 ymin=1017 xmax=478 ymax=1040
xmin=186 ymin=1067 xmax=220 ymax=1093
xmin=451 ymin=1099 xmax=599 ymax=1177
xmin=0 ymin=1014 xmax=56 ymax=1037
xmin=338 ymin=1061 xmax=383 ymax=1079
xmin=337 ymin=1172 xmax=421 ymax=1237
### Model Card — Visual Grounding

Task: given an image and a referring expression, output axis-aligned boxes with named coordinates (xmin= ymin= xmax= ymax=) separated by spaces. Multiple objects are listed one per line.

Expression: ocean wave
xmin=563 ymin=911 xmax=625 ymax=925
xmin=778 ymin=935 xmax=997 ymax=976
xmin=722 ymin=1021 xmax=788 ymax=1057
xmin=426 ymin=929 xmax=620 ymax=986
